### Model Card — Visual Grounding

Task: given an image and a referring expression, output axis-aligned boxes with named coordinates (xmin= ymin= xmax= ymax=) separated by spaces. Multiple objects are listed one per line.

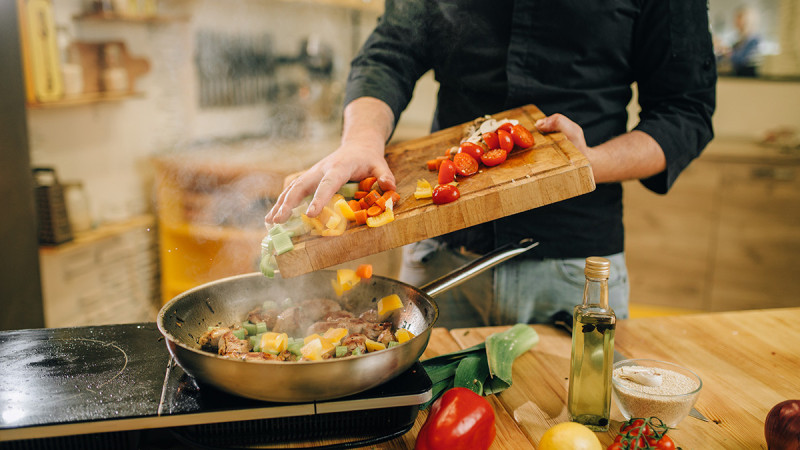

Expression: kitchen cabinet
xmin=623 ymin=138 xmax=800 ymax=312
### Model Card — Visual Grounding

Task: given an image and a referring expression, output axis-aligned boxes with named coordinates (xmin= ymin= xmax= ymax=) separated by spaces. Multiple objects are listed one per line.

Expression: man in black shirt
xmin=266 ymin=0 xmax=716 ymax=326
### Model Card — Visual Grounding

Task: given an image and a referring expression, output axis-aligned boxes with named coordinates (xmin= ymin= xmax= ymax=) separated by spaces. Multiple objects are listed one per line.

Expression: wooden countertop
xmin=377 ymin=307 xmax=800 ymax=449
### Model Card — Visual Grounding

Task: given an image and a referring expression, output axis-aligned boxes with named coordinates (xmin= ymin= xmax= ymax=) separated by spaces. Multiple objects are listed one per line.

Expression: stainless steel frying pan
xmin=157 ymin=238 xmax=538 ymax=403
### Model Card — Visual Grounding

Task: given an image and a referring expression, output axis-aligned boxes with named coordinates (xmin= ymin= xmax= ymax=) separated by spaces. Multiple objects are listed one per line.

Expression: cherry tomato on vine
xmin=481 ymin=131 xmax=499 ymax=150
xmin=497 ymin=129 xmax=514 ymax=152
xmin=510 ymin=124 xmax=535 ymax=148
xmin=458 ymin=141 xmax=485 ymax=160
xmin=438 ymin=159 xmax=457 ymax=185
xmin=432 ymin=184 xmax=460 ymax=204
xmin=453 ymin=152 xmax=479 ymax=177
xmin=480 ymin=149 xmax=507 ymax=167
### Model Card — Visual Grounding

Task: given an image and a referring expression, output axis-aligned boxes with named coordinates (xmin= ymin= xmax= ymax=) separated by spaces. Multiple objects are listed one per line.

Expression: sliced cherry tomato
xmin=438 ymin=159 xmax=457 ymax=185
xmin=458 ymin=141 xmax=484 ymax=160
xmin=496 ymin=122 xmax=514 ymax=133
xmin=510 ymin=124 xmax=535 ymax=148
xmin=453 ymin=152 xmax=479 ymax=176
xmin=481 ymin=131 xmax=499 ymax=149
xmin=497 ymin=129 xmax=514 ymax=152
xmin=432 ymin=184 xmax=460 ymax=205
xmin=481 ymin=148 xmax=507 ymax=167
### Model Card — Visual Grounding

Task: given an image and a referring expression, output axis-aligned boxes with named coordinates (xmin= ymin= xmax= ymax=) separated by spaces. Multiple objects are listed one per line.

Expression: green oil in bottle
xmin=567 ymin=257 xmax=616 ymax=431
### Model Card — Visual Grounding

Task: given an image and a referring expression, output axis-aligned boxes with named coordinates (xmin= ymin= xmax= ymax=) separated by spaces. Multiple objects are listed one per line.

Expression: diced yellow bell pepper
xmin=395 ymin=328 xmax=413 ymax=344
xmin=334 ymin=198 xmax=356 ymax=221
xmin=337 ymin=269 xmax=360 ymax=288
xmin=377 ymin=293 xmax=403 ymax=316
xmin=301 ymin=214 xmax=325 ymax=232
xmin=414 ymin=179 xmax=433 ymax=199
xmin=365 ymin=339 xmax=386 ymax=352
xmin=321 ymin=212 xmax=347 ymax=236
xmin=301 ymin=336 xmax=335 ymax=360
xmin=260 ymin=332 xmax=289 ymax=354
xmin=366 ymin=208 xmax=394 ymax=228
xmin=323 ymin=327 xmax=349 ymax=345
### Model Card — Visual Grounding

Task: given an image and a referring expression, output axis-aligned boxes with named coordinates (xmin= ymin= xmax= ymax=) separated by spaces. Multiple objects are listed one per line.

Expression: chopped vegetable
xmin=414 ymin=179 xmax=433 ymax=199
xmin=377 ymin=293 xmax=403 ymax=316
xmin=255 ymin=321 xmax=268 ymax=335
xmin=335 ymin=345 xmax=349 ymax=358
xmin=260 ymin=332 xmax=289 ymax=354
xmin=232 ymin=328 xmax=246 ymax=340
xmin=337 ymin=182 xmax=359 ymax=198
xmin=438 ymin=159 xmax=457 ymax=185
xmin=355 ymin=264 xmax=373 ymax=279
xmin=432 ymin=184 xmax=460 ymax=205
xmin=366 ymin=208 xmax=394 ymax=227
xmin=322 ymin=327 xmax=348 ymax=345
xmin=415 ymin=387 xmax=496 ymax=450
xmin=395 ymin=328 xmax=414 ymax=343
xmin=484 ymin=323 xmax=540 ymax=393
xmin=365 ymin=339 xmax=386 ymax=352
xmin=358 ymin=176 xmax=377 ymax=191
xmin=334 ymin=198 xmax=356 ymax=221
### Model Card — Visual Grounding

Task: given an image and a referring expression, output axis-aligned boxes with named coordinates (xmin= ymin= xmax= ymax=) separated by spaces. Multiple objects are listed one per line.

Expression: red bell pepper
xmin=415 ymin=387 xmax=496 ymax=450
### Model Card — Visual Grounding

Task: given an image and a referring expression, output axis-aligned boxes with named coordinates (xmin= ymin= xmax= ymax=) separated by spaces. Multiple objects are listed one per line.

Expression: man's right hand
xmin=264 ymin=97 xmax=397 ymax=226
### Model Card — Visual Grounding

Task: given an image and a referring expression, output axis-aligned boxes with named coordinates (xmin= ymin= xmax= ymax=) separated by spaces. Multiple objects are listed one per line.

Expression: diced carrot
xmin=427 ymin=159 xmax=442 ymax=171
xmin=358 ymin=198 xmax=369 ymax=210
xmin=353 ymin=209 xmax=368 ymax=225
xmin=366 ymin=205 xmax=383 ymax=216
xmin=358 ymin=177 xmax=377 ymax=191
xmin=381 ymin=190 xmax=400 ymax=204
xmin=356 ymin=264 xmax=373 ymax=279
xmin=353 ymin=190 xmax=368 ymax=200
xmin=348 ymin=199 xmax=361 ymax=211
xmin=374 ymin=196 xmax=387 ymax=210
xmin=363 ymin=190 xmax=381 ymax=206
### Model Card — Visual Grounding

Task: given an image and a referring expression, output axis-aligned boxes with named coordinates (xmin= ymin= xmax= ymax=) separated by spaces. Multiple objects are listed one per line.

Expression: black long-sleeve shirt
xmin=345 ymin=0 xmax=716 ymax=258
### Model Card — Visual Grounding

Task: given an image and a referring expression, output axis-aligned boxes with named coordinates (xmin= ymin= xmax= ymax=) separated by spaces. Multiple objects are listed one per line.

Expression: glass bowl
xmin=612 ymin=359 xmax=702 ymax=427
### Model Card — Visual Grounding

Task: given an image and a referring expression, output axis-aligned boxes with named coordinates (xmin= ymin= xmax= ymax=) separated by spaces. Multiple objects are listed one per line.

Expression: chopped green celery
xmin=255 ymin=322 xmax=268 ymax=335
xmin=352 ymin=348 xmax=362 ymax=356
xmin=335 ymin=345 xmax=349 ymax=358
xmin=388 ymin=341 xmax=400 ymax=348
xmin=268 ymin=223 xmax=286 ymax=236
xmin=242 ymin=321 xmax=257 ymax=336
xmin=291 ymin=198 xmax=311 ymax=218
xmin=282 ymin=216 xmax=309 ymax=237
xmin=249 ymin=335 xmax=261 ymax=352
xmin=232 ymin=329 xmax=246 ymax=340
xmin=260 ymin=254 xmax=277 ymax=278
xmin=337 ymin=182 xmax=359 ymax=198
xmin=271 ymin=231 xmax=294 ymax=255
xmin=287 ymin=340 xmax=303 ymax=356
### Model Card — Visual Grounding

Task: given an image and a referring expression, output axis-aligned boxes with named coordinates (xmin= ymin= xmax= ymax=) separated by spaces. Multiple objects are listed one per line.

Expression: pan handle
xmin=420 ymin=238 xmax=539 ymax=298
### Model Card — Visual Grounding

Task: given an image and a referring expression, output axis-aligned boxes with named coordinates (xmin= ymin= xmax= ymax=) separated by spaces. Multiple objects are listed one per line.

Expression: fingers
xmin=535 ymin=113 xmax=588 ymax=151
xmin=306 ymin=170 xmax=350 ymax=217
xmin=265 ymin=170 xmax=320 ymax=225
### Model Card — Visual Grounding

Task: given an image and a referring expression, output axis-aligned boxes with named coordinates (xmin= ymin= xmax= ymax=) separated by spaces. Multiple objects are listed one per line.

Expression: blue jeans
xmin=398 ymin=240 xmax=629 ymax=329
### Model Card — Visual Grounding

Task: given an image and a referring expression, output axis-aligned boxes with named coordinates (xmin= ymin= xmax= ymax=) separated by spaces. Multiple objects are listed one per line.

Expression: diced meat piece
xmin=218 ymin=331 xmax=250 ymax=355
xmin=342 ymin=333 xmax=367 ymax=354
xmin=298 ymin=298 xmax=341 ymax=322
xmin=305 ymin=321 xmax=338 ymax=336
xmin=273 ymin=306 xmax=305 ymax=337
xmin=359 ymin=309 xmax=379 ymax=322
xmin=198 ymin=327 xmax=230 ymax=352
xmin=377 ymin=328 xmax=394 ymax=346
xmin=246 ymin=306 xmax=279 ymax=329
xmin=325 ymin=310 xmax=354 ymax=321
xmin=364 ymin=322 xmax=392 ymax=341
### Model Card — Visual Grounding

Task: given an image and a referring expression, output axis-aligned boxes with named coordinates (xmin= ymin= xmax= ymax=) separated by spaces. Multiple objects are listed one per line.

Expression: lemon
xmin=538 ymin=422 xmax=602 ymax=450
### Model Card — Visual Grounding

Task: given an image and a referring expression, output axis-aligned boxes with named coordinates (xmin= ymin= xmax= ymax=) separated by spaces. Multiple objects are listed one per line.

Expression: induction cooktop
xmin=0 ymin=323 xmax=431 ymax=449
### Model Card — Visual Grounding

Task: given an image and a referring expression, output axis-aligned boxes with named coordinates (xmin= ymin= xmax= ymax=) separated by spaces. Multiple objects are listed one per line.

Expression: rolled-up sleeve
xmin=344 ymin=0 xmax=433 ymax=127
xmin=632 ymin=0 xmax=717 ymax=194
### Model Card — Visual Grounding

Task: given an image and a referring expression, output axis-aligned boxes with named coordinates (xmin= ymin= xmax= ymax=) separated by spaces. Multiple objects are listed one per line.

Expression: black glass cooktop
xmin=0 ymin=323 xmax=431 ymax=447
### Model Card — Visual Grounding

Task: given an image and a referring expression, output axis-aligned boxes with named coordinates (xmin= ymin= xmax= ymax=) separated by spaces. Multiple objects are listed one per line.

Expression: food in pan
xmin=197 ymin=267 xmax=414 ymax=362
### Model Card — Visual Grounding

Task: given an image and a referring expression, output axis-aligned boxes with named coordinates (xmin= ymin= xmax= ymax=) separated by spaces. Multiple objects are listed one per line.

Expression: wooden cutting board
xmin=275 ymin=104 xmax=595 ymax=277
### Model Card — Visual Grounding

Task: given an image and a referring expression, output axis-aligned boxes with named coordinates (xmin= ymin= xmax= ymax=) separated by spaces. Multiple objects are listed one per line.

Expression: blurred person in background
xmin=716 ymin=5 xmax=763 ymax=77
xmin=266 ymin=1 xmax=716 ymax=328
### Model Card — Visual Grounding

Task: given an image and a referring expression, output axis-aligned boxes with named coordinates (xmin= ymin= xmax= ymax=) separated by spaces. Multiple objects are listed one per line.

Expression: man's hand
xmin=535 ymin=113 xmax=666 ymax=184
xmin=264 ymin=97 xmax=396 ymax=226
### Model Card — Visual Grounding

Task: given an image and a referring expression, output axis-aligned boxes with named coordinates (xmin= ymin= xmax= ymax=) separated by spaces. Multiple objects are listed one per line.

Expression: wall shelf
xmin=26 ymin=91 xmax=145 ymax=109
xmin=73 ymin=12 xmax=190 ymax=24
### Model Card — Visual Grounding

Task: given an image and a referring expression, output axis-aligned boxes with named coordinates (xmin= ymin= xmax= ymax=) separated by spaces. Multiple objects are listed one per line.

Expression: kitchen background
xmin=1 ymin=0 xmax=799 ymax=331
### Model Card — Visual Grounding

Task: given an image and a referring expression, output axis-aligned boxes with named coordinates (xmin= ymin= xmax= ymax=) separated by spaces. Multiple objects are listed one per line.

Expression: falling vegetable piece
xmin=377 ymin=293 xmax=403 ymax=316
xmin=355 ymin=264 xmax=373 ymax=279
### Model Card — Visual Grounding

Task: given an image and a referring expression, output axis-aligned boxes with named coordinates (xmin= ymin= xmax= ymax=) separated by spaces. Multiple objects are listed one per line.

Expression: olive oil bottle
xmin=567 ymin=256 xmax=616 ymax=431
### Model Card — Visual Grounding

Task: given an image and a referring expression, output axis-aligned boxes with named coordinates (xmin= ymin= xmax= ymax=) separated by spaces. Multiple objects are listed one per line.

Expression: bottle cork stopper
xmin=584 ymin=256 xmax=610 ymax=279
